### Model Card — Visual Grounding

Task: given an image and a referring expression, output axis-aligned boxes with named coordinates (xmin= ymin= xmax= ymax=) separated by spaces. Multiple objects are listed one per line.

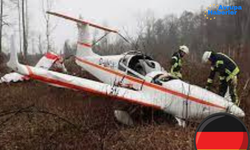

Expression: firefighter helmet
xmin=179 ymin=45 xmax=189 ymax=54
xmin=202 ymin=51 xmax=212 ymax=63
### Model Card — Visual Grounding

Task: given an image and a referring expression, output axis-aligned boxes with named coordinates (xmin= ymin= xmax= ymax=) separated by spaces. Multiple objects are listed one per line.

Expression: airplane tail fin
xmin=7 ymin=34 xmax=20 ymax=71
xmin=76 ymin=16 xmax=96 ymax=58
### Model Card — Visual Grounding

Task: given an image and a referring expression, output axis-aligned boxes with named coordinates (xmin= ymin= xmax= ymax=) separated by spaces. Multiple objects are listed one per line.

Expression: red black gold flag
xmin=195 ymin=113 xmax=249 ymax=150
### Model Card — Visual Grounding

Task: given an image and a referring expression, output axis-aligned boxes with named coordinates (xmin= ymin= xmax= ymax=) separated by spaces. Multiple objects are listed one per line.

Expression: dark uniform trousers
xmin=219 ymin=76 xmax=238 ymax=104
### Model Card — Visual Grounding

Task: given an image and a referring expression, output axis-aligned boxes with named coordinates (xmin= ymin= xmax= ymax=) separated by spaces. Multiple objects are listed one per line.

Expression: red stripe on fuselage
xmin=77 ymin=41 xmax=92 ymax=48
xmin=75 ymin=57 xmax=227 ymax=110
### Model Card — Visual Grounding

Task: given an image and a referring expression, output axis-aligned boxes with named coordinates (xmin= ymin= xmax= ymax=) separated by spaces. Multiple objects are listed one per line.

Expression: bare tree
xmin=21 ymin=0 xmax=28 ymax=58
xmin=37 ymin=34 xmax=43 ymax=55
xmin=8 ymin=0 xmax=23 ymax=55
xmin=42 ymin=0 xmax=56 ymax=53
xmin=0 ymin=0 xmax=8 ymax=53
xmin=0 ymin=0 xmax=3 ymax=53
xmin=17 ymin=0 xmax=22 ymax=54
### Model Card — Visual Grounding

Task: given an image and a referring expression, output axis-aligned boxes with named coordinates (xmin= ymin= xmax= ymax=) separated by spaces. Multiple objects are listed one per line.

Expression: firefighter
xmin=170 ymin=45 xmax=189 ymax=79
xmin=202 ymin=51 xmax=240 ymax=105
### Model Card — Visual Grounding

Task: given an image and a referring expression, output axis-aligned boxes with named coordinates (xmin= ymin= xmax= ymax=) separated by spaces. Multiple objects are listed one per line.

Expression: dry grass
xmin=0 ymin=57 xmax=249 ymax=150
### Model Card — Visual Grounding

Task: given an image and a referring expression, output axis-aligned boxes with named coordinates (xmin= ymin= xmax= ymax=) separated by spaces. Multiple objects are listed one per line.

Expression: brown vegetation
xmin=0 ymin=59 xmax=249 ymax=150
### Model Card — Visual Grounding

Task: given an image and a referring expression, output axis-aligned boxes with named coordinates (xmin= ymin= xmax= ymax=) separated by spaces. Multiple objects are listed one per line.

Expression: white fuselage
xmin=75 ymin=55 xmax=245 ymax=120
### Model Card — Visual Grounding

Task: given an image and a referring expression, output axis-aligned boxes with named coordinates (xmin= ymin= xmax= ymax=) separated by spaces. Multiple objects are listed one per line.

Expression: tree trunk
xmin=46 ymin=0 xmax=50 ymax=53
xmin=25 ymin=0 xmax=28 ymax=46
xmin=22 ymin=0 xmax=27 ymax=58
xmin=17 ymin=0 xmax=22 ymax=55
xmin=46 ymin=14 xmax=50 ymax=52
xmin=0 ymin=0 xmax=3 ymax=53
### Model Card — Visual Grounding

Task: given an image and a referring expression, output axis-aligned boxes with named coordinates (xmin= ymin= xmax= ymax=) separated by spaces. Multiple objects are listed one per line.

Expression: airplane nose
xmin=229 ymin=104 xmax=245 ymax=117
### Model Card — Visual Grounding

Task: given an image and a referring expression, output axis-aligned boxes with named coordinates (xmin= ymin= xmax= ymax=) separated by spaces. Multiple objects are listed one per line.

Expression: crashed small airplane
xmin=6 ymin=12 xmax=245 ymax=127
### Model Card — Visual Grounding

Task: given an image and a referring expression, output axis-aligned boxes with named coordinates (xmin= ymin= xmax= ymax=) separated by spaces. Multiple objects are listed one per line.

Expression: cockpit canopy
xmin=118 ymin=51 xmax=163 ymax=78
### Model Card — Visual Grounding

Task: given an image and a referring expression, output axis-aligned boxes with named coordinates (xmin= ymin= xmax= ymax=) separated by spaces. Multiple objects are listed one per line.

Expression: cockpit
xmin=117 ymin=50 xmax=178 ymax=86
xmin=118 ymin=51 xmax=163 ymax=78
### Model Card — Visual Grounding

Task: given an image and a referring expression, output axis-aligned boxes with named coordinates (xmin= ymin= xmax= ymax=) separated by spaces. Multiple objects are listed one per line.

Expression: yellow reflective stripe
xmin=179 ymin=60 xmax=182 ymax=66
xmin=219 ymin=76 xmax=226 ymax=80
xmin=170 ymin=67 xmax=174 ymax=73
xmin=207 ymin=78 xmax=213 ymax=83
xmin=216 ymin=60 xmax=224 ymax=67
xmin=217 ymin=52 xmax=237 ymax=66
xmin=225 ymin=69 xmax=231 ymax=75
xmin=172 ymin=56 xmax=178 ymax=61
xmin=171 ymin=66 xmax=178 ymax=73
xmin=171 ymin=72 xmax=182 ymax=78
xmin=172 ymin=56 xmax=182 ymax=69
xmin=231 ymin=67 xmax=240 ymax=76
xmin=173 ymin=62 xmax=179 ymax=68
xmin=226 ymin=67 xmax=240 ymax=82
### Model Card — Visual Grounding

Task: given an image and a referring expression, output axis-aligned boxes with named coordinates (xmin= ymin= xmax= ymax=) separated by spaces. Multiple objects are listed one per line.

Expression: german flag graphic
xmin=195 ymin=113 xmax=249 ymax=150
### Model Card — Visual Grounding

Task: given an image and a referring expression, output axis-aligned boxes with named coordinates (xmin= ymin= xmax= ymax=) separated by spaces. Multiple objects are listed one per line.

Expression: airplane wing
xmin=1 ymin=51 xmax=62 ymax=83
xmin=14 ymin=64 xmax=161 ymax=109
xmin=0 ymin=72 xmax=28 ymax=83
xmin=6 ymin=35 xmax=162 ymax=110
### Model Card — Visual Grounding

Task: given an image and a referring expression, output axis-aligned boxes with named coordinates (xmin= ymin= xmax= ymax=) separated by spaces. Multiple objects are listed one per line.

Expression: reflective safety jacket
xmin=170 ymin=52 xmax=183 ymax=78
xmin=207 ymin=52 xmax=240 ymax=85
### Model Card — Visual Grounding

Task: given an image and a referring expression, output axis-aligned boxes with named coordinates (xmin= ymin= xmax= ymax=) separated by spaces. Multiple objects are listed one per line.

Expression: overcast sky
xmin=10 ymin=0 xmax=223 ymax=53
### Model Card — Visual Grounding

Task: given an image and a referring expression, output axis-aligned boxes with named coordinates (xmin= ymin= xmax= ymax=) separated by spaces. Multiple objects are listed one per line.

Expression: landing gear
xmin=175 ymin=117 xmax=186 ymax=127
xmin=114 ymin=110 xmax=134 ymax=126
